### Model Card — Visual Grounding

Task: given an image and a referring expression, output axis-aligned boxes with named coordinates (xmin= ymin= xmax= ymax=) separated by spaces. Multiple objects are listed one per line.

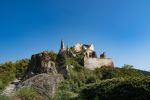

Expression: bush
xmin=0 ymin=59 xmax=29 ymax=91
xmin=119 ymin=65 xmax=144 ymax=78
xmin=94 ymin=67 xmax=119 ymax=80
xmin=56 ymin=53 xmax=67 ymax=67
xmin=0 ymin=80 xmax=4 ymax=92
xmin=0 ymin=95 xmax=10 ymax=100
xmin=94 ymin=67 xmax=144 ymax=80
xmin=0 ymin=62 xmax=16 ymax=91
xmin=54 ymin=80 xmax=79 ymax=100
xmin=79 ymin=77 xmax=150 ymax=100
xmin=48 ymin=51 xmax=57 ymax=62
xmin=15 ymin=59 xmax=29 ymax=79
xmin=15 ymin=87 xmax=44 ymax=100
xmin=54 ymin=90 xmax=78 ymax=100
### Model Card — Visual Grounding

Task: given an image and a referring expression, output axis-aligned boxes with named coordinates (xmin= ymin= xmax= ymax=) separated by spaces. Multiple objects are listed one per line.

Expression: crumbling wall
xmin=84 ymin=58 xmax=114 ymax=70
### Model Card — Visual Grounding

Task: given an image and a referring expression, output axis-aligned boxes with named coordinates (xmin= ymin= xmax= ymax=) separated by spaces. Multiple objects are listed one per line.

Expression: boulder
xmin=18 ymin=73 xmax=64 ymax=98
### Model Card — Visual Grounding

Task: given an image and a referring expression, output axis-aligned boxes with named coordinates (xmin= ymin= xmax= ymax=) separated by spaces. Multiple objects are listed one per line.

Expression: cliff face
xmin=84 ymin=58 xmax=114 ymax=70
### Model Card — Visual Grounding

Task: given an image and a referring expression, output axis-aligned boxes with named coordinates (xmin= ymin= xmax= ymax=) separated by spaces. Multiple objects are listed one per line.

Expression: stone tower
xmin=60 ymin=40 xmax=65 ymax=51
xmin=59 ymin=40 xmax=66 ymax=54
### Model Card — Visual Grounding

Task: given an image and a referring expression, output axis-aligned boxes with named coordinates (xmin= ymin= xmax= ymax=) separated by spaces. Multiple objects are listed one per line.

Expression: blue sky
xmin=0 ymin=0 xmax=150 ymax=71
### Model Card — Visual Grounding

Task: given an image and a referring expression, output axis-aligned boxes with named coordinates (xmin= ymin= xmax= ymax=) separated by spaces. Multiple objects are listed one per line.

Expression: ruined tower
xmin=59 ymin=40 xmax=66 ymax=54
xmin=60 ymin=40 xmax=65 ymax=51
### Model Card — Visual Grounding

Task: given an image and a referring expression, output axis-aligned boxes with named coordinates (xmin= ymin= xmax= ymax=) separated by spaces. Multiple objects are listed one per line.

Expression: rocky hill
xmin=0 ymin=40 xmax=150 ymax=100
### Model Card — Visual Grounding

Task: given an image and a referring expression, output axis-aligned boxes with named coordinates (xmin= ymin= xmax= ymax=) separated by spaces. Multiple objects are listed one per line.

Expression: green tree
xmin=15 ymin=59 xmax=29 ymax=79
xmin=48 ymin=51 xmax=57 ymax=62
xmin=56 ymin=53 xmax=67 ymax=67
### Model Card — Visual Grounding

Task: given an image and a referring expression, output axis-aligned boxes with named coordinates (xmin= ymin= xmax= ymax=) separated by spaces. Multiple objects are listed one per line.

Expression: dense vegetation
xmin=0 ymin=50 xmax=150 ymax=100
xmin=54 ymin=66 xmax=148 ymax=100
xmin=0 ymin=59 xmax=29 ymax=92
xmin=54 ymin=51 xmax=150 ymax=100
xmin=13 ymin=87 xmax=44 ymax=100
xmin=79 ymin=77 xmax=150 ymax=100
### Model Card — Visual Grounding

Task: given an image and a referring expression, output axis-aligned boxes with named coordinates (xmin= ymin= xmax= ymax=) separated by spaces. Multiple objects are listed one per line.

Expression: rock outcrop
xmin=18 ymin=74 xmax=64 ymax=98
xmin=1 ymin=79 xmax=20 ymax=96
xmin=26 ymin=51 xmax=57 ymax=78
xmin=16 ymin=51 xmax=64 ymax=98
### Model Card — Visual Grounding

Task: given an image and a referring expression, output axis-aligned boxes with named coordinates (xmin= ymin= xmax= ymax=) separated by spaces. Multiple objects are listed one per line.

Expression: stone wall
xmin=84 ymin=58 xmax=114 ymax=70
xmin=74 ymin=43 xmax=94 ymax=52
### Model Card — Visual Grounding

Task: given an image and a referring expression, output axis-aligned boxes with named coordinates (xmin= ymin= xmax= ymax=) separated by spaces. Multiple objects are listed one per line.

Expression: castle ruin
xmin=59 ymin=40 xmax=114 ymax=70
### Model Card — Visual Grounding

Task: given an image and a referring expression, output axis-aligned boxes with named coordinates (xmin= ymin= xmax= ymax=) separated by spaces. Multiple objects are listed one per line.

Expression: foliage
xmin=48 ymin=51 xmax=57 ymax=62
xmin=0 ymin=80 xmax=5 ymax=92
xmin=94 ymin=67 xmax=119 ymax=80
xmin=0 ymin=59 xmax=29 ymax=92
xmin=0 ymin=62 xmax=16 ymax=91
xmin=74 ymin=51 xmax=85 ymax=66
xmin=119 ymin=64 xmax=144 ymax=78
xmin=15 ymin=59 xmax=29 ymax=79
xmin=54 ymin=80 xmax=79 ymax=100
xmin=0 ymin=95 xmax=10 ymax=100
xmin=0 ymin=48 xmax=150 ymax=100
xmin=94 ymin=66 xmax=144 ymax=80
xmin=56 ymin=53 xmax=67 ymax=67
xmin=54 ymin=65 xmax=146 ymax=100
xmin=15 ymin=87 xmax=44 ymax=100
xmin=79 ymin=77 xmax=150 ymax=100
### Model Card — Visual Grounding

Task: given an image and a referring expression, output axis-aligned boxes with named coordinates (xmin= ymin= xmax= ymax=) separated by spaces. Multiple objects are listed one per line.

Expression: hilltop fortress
xmin=59 ymin=40 xmax=114 ymax=70
xmin=26 ymin=40 xmax=114 ymax=79
xmin=1 ymin=40 xmax=114 ymax=97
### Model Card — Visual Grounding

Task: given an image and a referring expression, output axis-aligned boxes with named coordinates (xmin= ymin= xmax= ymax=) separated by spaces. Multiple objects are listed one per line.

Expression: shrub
xmin=94 ymin=67 xmax=118 ymax=80
xmin=56 ymin=53 xmax=67 ymax=67
xmin=54 ymin=80 xmax=79 ymax=100
xmin=54 ymin=90 xmax=78 ymax=100
xmin=0 ymin=62 xmax=16 ymax=91
xmin=48 ymin=51 xmax=57 ymax=62
xmin=15 ymin=87 xmax=44 ymax=100
xmin=0 ymin=95 xmax=10 ymax=100
xmin=119 ymin=65 xmax=144 ymax=78
xmin=94 ymin=67 xmax=144 ymax=80
xmin=0 ymin=80 xmax=4 ymax=92
xmin=15 ymin=59 xmax=29 ymax=79
xmin=79 ymin=77 xmax=150 ymax=100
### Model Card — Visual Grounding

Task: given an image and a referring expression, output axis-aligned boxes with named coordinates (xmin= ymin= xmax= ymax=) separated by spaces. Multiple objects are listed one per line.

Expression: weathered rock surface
xmin=26 ymin=51 xmax=57 ymax=78
xmin=1 ymin=79 xmax=20 ymax=96
xmin=15 ymin=51 xmax=64 ymax=98
xmin=18 ymin=73 xmax=64 ymax=98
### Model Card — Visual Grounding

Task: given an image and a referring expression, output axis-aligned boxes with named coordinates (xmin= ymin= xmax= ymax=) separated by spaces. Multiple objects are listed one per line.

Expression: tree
xmin=15 ymin=59 xmax=29 ymax=79
xmin=48 ymin=51 xmax=57 ymax=62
